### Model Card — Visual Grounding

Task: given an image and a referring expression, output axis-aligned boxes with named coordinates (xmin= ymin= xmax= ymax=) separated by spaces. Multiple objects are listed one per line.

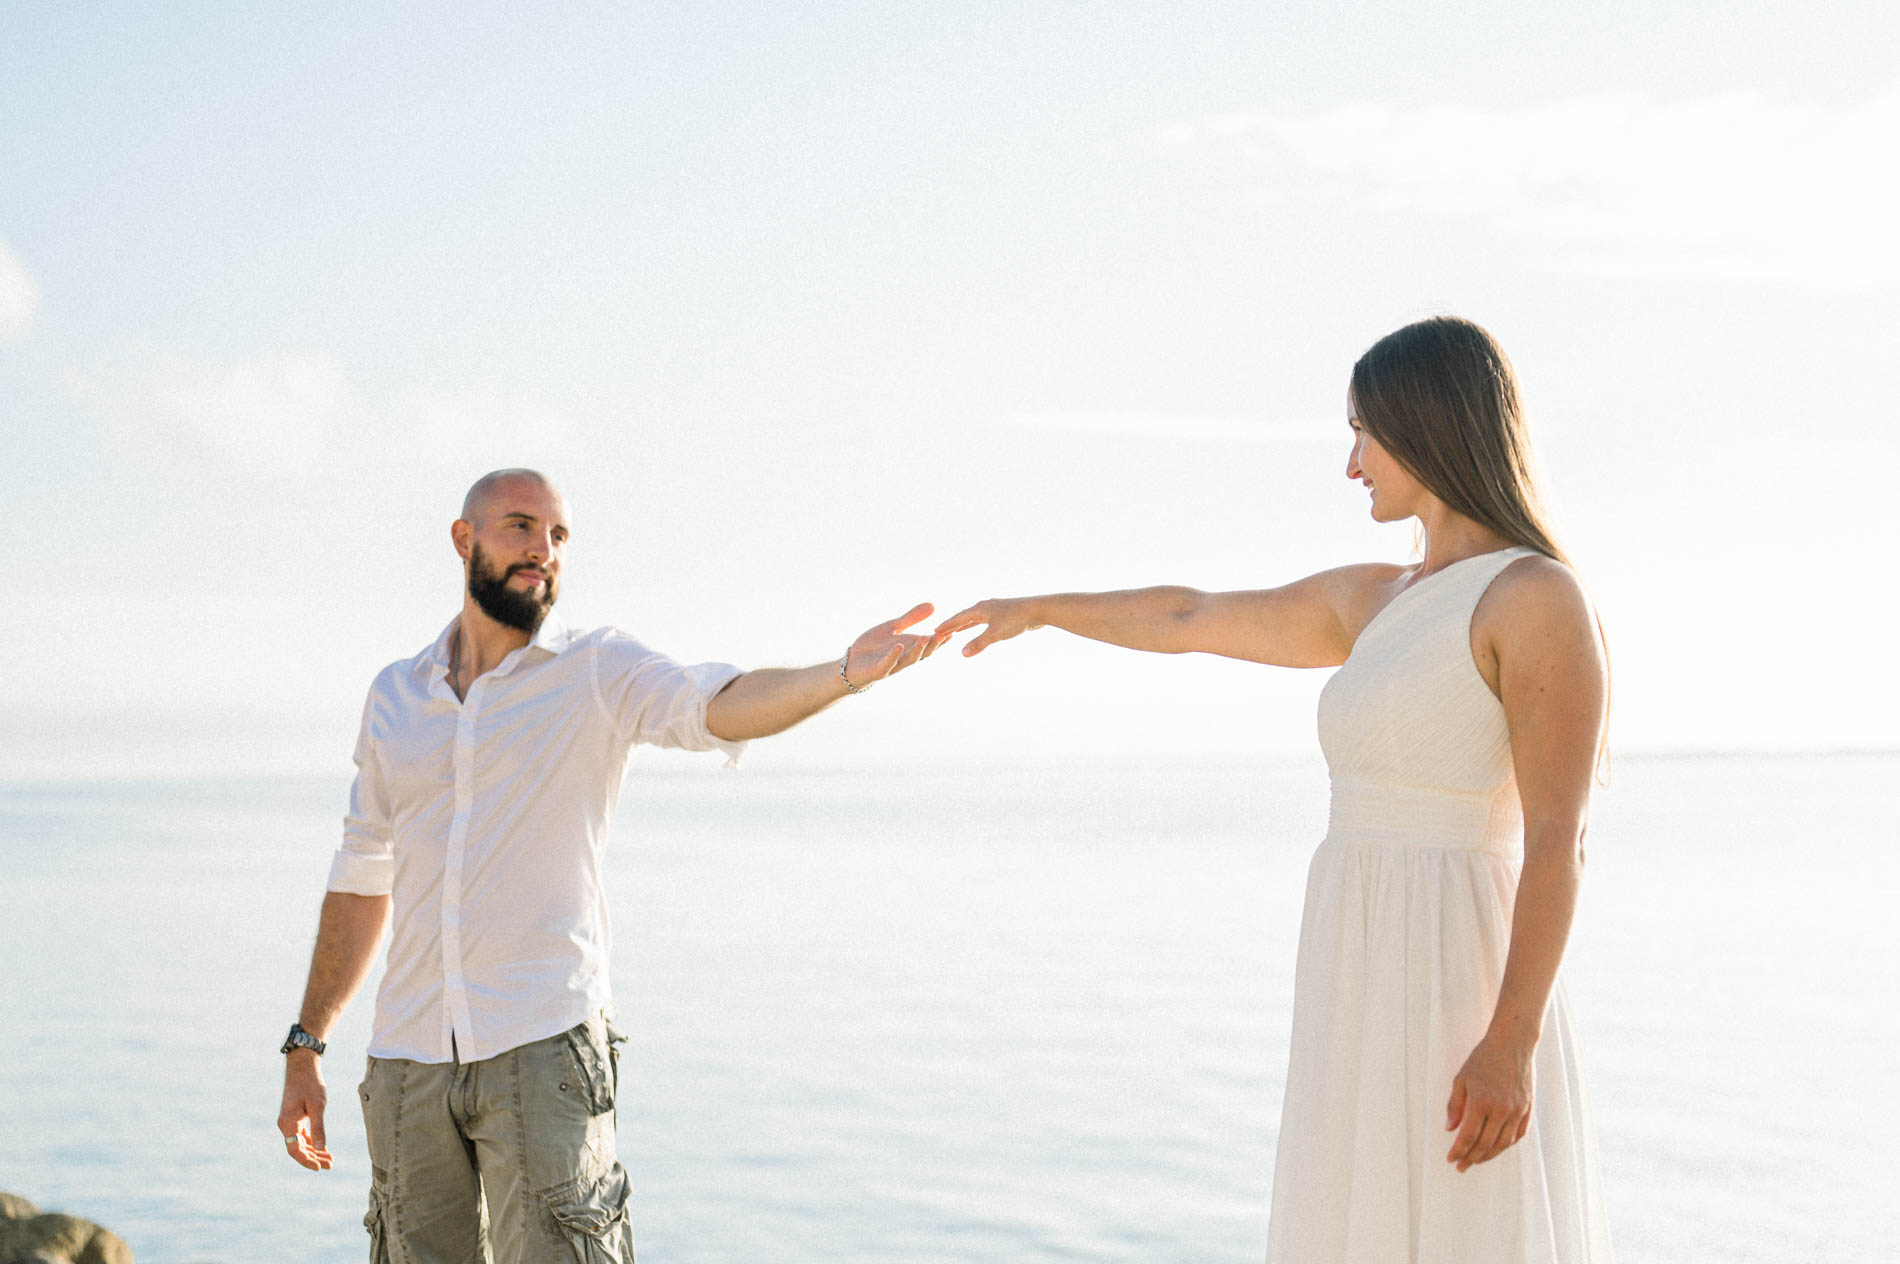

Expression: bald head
xmin=461 ymin=468 xmax=562 ymax=528
xmin=453 ymin=469 xmax=570 ymax=632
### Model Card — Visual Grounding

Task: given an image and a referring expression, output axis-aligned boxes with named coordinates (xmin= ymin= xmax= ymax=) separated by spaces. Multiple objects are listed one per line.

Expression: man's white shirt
xmin=326 ymin=614 xmax=744 ymax=1063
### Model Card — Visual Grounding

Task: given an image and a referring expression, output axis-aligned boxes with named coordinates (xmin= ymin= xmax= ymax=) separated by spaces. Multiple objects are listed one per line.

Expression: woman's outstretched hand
xmin=1445 ymin=1032 xmax=1535 ymax=1172
xmin=933 ymin=598 xmax=1043 ymax=657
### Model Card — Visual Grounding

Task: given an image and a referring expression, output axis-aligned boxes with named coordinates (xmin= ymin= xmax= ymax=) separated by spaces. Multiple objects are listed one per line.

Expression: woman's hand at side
xmin=1445 ymin=1029 xmax=1535 ymax=1171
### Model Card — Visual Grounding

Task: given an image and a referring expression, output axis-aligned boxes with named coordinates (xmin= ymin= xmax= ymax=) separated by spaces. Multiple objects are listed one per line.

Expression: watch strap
xmin=281 ymin=1023 xmax=326 ymax=1056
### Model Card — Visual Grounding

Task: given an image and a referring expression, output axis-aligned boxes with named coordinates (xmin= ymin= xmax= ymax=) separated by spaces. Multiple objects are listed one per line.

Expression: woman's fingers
xmin=931 ymin=599 xmax=1037 ymax=657
xmin=1446 ymin=1107 xmax=1486 ymax=1168
xmin=964 ymin=625 xmax=1017 ymax=656
xmin=1475 ymin=1107 xmax=1525 ymax=1167
xmin=1447 ymin=1096 xmax=1532 ymax=1170
xmin=1444 ymin=1078 xmax=1467 ymax=1131
xmin=1450 ymin=1107 xmax=1498 ymax=1171
xmin=932 ymin=604 xmax=988 ymax=637
xmin=1469 ymin=1111 xmax=1512 ymax=1170
xmin=1446 ymin=1073 xmax=1516 ymax=1170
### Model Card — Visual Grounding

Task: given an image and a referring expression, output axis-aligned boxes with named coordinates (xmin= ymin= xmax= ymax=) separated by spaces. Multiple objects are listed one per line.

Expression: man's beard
xmin=467 ymin=542 xmax=558 ymax=633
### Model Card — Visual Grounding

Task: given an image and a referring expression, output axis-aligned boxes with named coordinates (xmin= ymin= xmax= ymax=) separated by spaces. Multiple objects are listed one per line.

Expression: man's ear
xmin=451 ymin=518 xmax=472 ymax=561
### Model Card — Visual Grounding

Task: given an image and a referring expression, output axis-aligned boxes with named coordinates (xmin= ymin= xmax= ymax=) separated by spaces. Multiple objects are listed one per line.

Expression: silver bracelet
xmin=838 ymin=649 xmax=871 ymax=695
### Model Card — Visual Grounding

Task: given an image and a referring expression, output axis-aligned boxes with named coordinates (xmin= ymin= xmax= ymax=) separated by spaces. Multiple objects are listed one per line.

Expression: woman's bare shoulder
xmin=1487 ymin=553 xmax=1592 ymax=610
xmin=1475 ymin=554 xmax=1602 ymax=655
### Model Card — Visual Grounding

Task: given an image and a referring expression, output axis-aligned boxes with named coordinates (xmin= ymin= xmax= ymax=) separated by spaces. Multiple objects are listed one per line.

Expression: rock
xmin=0 ymin=1194 xmax=133 ymax=1264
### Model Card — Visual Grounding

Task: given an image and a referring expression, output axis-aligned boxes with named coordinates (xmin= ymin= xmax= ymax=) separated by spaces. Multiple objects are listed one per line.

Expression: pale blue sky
xmin=3 ymin=2 xmax=1896 ymax=777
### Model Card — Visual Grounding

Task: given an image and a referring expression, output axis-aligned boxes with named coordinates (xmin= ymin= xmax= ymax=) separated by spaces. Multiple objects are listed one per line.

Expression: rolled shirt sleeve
xmin=590 ymin=629 xmax=747 ymax=766
xmin=328 ymin=688 xmax=396 ymax=894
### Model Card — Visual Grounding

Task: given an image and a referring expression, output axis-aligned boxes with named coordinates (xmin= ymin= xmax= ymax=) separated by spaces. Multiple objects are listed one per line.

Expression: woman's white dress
xmin=1265 ymin=547 xmax=1613 ymax=1263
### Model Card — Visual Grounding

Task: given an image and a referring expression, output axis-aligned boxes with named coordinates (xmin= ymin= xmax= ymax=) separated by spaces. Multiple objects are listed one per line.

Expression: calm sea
xmin=1 ymin=754 xmax=1895 ymax=1263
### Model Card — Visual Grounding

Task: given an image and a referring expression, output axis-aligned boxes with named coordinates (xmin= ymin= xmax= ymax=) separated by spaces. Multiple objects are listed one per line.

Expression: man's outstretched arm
xmin=705 ymin=602 xmax=945 ymax=742
xmin=277 ymin=890 xmax=389 ymax=1171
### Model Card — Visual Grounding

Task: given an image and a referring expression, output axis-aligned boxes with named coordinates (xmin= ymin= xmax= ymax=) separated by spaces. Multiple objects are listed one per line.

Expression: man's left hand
xmin=842 ymin=602 xmax=947 ymax=689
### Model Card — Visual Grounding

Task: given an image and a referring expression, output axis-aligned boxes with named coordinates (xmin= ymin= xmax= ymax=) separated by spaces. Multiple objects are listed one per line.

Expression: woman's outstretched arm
xmin=1444 ymin=555 xmax=1608 ymax=1172
xmin=934 ymin=564 xmax=1401 ymax=669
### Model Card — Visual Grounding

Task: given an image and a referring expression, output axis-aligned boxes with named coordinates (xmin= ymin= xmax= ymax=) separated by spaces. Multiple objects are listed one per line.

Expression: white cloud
xmin=99 ymin=351 xmax=351 ymax=473
xmin=90 ymin=352 xmax=577 ymax=477
xmin=395 ymin=385 xmax=577 ymax=467
xmin=0 ymin=238 xmax=41 ymax=339
xmin=1144 ymin=93 xmax=1900 ymax=289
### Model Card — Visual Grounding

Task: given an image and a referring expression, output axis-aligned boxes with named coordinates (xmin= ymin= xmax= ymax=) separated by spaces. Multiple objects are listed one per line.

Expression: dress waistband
xmin=1324 ymin=777 xmax=1522 ymax=856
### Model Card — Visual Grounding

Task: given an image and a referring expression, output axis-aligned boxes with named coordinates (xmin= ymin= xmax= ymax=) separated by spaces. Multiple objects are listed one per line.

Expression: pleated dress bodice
xmin=1317 ymin=547 xmax=1536 ymax=859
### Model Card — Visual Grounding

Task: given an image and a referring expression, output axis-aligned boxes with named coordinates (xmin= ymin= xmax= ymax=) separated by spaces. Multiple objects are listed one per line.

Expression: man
xmin=276 ymin=468 xmax=941 ymax=1262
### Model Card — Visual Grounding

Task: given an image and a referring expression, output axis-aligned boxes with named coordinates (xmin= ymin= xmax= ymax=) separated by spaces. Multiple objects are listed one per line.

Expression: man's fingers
xmin=291 ymin=1141 xmax=333 ymax=1171
xmin=1445 ymin=1079 xmax=1466 ymax=1131
xmin=882 ymin=602 xmax=935 ymax=635
xmin=281 ymin=1120 xmax=333 ymax=1171
xmin=310 ymin=1108 xmax=327 ymax=1153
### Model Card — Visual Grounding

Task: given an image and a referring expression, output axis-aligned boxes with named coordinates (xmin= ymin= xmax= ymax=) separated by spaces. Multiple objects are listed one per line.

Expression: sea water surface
xmin=1 ymin=754 xmax=1895 ymax=1262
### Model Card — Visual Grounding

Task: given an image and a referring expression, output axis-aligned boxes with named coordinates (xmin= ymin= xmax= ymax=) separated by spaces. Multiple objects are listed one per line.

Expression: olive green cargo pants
xmin=358 ymin=1015 xmax=636 ymax=1262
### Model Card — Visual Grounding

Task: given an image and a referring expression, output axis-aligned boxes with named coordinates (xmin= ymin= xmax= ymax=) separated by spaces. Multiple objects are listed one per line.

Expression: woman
xmin=935 ymin=317 xmax=1613 ymax=1262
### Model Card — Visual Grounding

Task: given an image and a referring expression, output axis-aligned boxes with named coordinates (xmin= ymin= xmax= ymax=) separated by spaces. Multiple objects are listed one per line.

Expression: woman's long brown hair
xmin=1352 ymin=316 xmax=1609 ymax=771
xmin=1350 ymin=316 xmax=1569 ymax=565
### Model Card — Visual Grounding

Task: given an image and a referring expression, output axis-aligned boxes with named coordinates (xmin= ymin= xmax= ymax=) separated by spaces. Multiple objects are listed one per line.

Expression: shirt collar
xmin=428 ymin=611 xmax=575 ymax=684
xmin=526 ymin=612 xmax=573 ymax=657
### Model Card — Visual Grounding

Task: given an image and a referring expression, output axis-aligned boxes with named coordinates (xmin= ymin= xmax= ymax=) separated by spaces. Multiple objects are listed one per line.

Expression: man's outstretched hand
xmin=705 ymin=601 xmax=949 ymax=742
xmin=842 ymin=602 xmax=949 ymax=688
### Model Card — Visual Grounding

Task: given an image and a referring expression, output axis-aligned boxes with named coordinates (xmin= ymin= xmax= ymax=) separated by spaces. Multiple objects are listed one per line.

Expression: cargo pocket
xmin=363 ymin=1176 xmax=392 ymax=1264
xmin=542 ymin=1160 xmax=636 ymax=1263
xmin=561 ymin=1020 xmax=618 ymax=1116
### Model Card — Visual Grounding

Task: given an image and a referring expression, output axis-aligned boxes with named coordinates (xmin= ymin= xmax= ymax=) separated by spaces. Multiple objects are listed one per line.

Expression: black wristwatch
xmin=281 ymin=1023 xmax=326 ymax=1056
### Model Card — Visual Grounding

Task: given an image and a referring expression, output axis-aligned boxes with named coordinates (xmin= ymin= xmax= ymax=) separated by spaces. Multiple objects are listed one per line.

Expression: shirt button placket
xmin=442 ymin=679 xmax=480 ymax=1061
